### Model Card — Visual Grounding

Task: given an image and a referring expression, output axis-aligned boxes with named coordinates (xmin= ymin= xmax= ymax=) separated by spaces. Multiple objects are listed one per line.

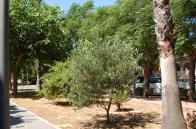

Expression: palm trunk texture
xmin=153 ymin=0 xmax=187 ymax=129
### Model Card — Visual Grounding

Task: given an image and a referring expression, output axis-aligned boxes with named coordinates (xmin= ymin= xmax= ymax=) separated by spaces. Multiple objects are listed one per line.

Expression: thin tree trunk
xmin=13 ymin=64 xmax=18 ymax=95
xmin=106 ymin=98 xmax=112 ymax=123
xmin=153 ymin=0 xmax=187 ymax=128
xmin=36 ymin=59 xmax=42 ymax=91
xmin=143 ymin=57 xmax=153 ymax=97
xmin=116 ymin=103 xmax=121 ymax=111
xmin=189 ymin=56 xmax=196 ymax=101
xmin=9 ymin=72 xmax=12 ymax=91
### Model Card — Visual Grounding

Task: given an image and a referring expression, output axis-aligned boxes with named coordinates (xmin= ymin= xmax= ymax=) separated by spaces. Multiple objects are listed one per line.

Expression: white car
xmin=132 ymin=76 xmax=162 ymax=96
xmin=178 ymin=79 xmax=189 ymax=89
xmin=149 ymin=77 xmax=161 ymax=95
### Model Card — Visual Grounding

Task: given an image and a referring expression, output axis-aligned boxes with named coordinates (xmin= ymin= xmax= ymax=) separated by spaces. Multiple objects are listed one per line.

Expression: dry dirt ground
xmin=10 ymin=92 xmax=195 ymax=129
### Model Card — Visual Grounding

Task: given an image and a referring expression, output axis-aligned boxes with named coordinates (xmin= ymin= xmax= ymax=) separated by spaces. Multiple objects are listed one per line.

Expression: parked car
xmin=150 ymin=77 xmax=161 ymax=95
xmin=177 ymin=79 xmax=189 ymax=89
xmin=131 ymin=76 xmax=162 ymax=96
xmin=131 ymin=76 xmax=195 ymax=97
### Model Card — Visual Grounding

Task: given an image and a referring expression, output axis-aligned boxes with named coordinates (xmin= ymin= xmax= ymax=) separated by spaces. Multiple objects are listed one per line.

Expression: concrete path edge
xmin=10 ymin=101 xmax=61 ymax=129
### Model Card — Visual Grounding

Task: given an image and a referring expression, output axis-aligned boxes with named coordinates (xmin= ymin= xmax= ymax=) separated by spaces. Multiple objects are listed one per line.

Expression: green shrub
xmin=135 ymin=87 xmax=143 ymax=96
xmin=41 ymin=60 xmax=72 ymax=99
xmin=147 ymin=86 xmax=154 ymax=96
xmin=135 ymin=86 xmax=154 ymax=96
xmin=179 ymin=88 xmax=188 ymax=100
xmin=112 ymin=89 xmax=130 ymax=111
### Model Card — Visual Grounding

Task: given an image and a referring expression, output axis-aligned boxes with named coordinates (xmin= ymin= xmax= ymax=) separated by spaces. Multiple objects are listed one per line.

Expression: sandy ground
xmin=10 ymin=96 xmax=195 ymax=129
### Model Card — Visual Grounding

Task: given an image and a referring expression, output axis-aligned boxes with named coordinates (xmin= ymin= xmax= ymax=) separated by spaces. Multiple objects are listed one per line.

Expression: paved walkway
xmin=10 ymin=101 xmax=60 ymax=129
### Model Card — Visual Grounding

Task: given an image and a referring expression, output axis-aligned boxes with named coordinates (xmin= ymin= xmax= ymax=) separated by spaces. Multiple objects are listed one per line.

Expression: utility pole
xmin=0 ymin=0 xmax=9 ymax=129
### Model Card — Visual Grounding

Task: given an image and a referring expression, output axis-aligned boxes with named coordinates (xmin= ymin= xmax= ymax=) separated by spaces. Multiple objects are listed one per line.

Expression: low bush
xmin=179 ymin=88 xmax=188 ymax=100
xmin=41 ymin=60 xmax=72 ymax=99
xmin=135 ymin=87 xmax=143 ymax=96
xmin=134 ymin=86 xmax=154 ymax=96
xmin=112 ymin=89 xmax=130 ymax=111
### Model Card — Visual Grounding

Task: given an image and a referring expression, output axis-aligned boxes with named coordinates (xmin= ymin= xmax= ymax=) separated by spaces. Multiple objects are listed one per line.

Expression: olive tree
xmin=68 ymin=38 xmax=138 ymax=122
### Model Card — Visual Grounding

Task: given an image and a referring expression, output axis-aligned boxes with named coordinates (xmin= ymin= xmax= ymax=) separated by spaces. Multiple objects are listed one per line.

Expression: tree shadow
xmin=10 ymin=104 xmax=37 ymax=127
xmin=10 ymin=105 xmax=25 ymax=114
xmin=10 ymin=90 xmax=42 ymax=100
xmin=53 ymin=101 xmax=72 ymax=107
xmin=82 ymin=112 xmax=160 ymax=129
xmin=10 ymin=105 xmax=25 ymax=126
xmin=115 ymin=108 xmax=134 ymax=112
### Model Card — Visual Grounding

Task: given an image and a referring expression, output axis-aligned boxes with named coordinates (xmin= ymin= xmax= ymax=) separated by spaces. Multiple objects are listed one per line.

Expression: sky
xmin=44 ymin=0 xmax=117 ymax=12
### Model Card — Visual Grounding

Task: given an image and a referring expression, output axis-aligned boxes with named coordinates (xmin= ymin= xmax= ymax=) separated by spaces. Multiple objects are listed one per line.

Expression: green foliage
xmin=170 ymin=0 xmax=196 ymax=56
xmin=135 ymin=87 xmax=143 ymax=96
xmin=134 ymin=86 xmax=154 ymax=96
xmin=9 ymin=0 xmax=70 ymax=74
xmin=112 ymin=89 xmax=130 ymax=107
xmin=41 ymin=60 xmax=72 ymax=99
xmin=68 ymin=38 xmax=138 ymax=107
xmin=9 ymin=0 xmax=72 ymax=94
xmin=179 ymin=88 xmax=188 ymax=100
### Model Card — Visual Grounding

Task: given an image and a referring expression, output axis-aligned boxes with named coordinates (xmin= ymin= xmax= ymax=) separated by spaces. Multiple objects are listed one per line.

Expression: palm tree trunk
xmin=160 ymin=54 xmax=187 ymax=129
xmin=153 ymin=0 xmax=187 ymax=128
xmin=189 ymin=56 xmax=196 ymax=101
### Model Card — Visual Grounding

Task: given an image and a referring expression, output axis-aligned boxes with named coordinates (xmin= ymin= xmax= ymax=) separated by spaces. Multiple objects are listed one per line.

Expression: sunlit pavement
xmin=17 ymin=85 xmax=37 ymax=91
xmin=10 ymin=101 xmax=60 ymax=129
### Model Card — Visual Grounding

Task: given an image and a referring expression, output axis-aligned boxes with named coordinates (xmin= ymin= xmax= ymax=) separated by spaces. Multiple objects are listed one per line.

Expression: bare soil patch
xmin=10 ymin=92 xmax=195 ymax=129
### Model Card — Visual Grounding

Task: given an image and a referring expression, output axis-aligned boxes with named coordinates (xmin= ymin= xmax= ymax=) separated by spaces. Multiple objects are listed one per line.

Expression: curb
xmin=10 ymin=101 xmax=61 ymax=129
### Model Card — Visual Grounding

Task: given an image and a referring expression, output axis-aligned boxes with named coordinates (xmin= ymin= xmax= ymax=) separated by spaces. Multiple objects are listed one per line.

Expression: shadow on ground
xmin=10 ymin=105 xmax=25 ymax=126
xmin=10 ymin=104 xmax=37 ymax=127
xmin=115 ymin=108 xmax=134 ymax=112
xmin=10 ymin=90 xmax=42 ymax=100
xmin=53 ymin=101 xmax=72 ymax=106
xmin=82 ymin=112 xmax=160 ymax=129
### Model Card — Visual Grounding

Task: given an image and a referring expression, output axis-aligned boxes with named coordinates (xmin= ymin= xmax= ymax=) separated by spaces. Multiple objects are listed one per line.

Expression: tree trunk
xmin=9 ymin=72 xmax=12 ymax=91
xmin=143 ymin=57 xmax=153 ymax=97
xmin=189 ymin=56 xmax=196 ymax=101
xmin=116 ymin=103 xmax=121 ymax=111
xmin=36 ymin=59 xmax=42 ymax=91
xmin=13 ymin=64 xmax=18 ymax=95
xmin=153 ymin=0 xmax=187 ymax=129
xmin=106 ymin=98 xmax=112 ymax=123
xmin=160 ymin=54 xmax=187 ymax=129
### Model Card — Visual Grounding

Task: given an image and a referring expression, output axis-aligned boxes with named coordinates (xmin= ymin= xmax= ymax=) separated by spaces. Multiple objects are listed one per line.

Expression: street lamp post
xmin=0 ymin=0 xmax=9 ymax=129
